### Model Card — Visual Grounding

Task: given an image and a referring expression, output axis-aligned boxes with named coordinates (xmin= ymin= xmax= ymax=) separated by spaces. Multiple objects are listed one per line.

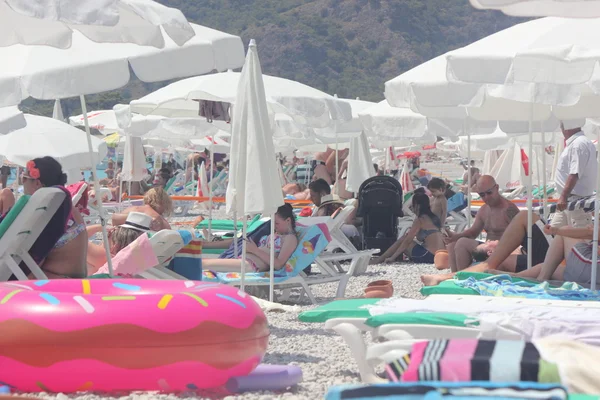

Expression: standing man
xmin=553 ymin=120 xmax=597 ymax=228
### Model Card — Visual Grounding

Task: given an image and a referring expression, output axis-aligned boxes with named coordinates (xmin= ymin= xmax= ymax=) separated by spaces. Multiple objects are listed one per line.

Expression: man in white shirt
xmin=553 ymin=119 xmax=597 ymax=228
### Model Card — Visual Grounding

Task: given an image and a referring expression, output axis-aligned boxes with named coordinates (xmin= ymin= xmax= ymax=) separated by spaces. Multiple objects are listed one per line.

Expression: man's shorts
xmin=515 ymin=222 xmax=550 ymax=272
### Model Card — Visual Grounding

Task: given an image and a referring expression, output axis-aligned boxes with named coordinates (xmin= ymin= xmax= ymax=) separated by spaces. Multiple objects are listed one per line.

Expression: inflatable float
xmin=0 ymin=279 xmax=269 ymax=393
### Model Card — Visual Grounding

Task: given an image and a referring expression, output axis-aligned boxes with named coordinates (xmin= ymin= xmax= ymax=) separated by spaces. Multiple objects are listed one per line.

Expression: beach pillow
xmin=95 ymin=234 xmax=158 ymax=276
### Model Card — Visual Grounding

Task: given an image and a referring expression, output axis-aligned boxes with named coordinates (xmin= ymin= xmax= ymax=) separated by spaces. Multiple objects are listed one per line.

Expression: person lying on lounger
xmin=202 ymin=204 xmax=298 ymax=273
xmin=421 ymin=210 xmax=552 ymax=286
xmin=112 ymin=187 xmax=172 ymax=231
xmin=370 ymin=192 xmax=446 ymax=265
xmin=87 ymin=212 xmax=152 ymax=274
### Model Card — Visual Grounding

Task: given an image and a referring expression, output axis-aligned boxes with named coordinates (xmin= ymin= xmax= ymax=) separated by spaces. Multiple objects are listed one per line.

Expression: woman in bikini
xmin=202 ymin=204 xmax=298 ymax=273
xmin=370 ymin=192 xmax=445 ymax=264
xmin=20 ymin=157 xmax=88 ymax=279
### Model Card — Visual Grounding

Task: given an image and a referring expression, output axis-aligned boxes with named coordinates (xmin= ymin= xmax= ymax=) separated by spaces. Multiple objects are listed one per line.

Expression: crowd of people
xmin=4 ymin=119 xmax=600 ymax=292
xmin=420 ymin=121 xmax=600 ymax=289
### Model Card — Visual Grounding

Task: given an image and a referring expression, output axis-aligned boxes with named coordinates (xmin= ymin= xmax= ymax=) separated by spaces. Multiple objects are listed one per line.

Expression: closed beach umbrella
xmin=227 ymin=40 xmax=284 ymax=300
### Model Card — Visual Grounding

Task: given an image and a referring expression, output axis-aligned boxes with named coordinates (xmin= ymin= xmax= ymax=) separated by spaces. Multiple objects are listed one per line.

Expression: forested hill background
xmin=23 ymin=0 xmax=523 ymax=117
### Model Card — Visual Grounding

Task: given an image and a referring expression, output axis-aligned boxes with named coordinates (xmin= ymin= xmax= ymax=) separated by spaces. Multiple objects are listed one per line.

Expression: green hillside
xmin=23 ymin=0 xmax=522 ymax=116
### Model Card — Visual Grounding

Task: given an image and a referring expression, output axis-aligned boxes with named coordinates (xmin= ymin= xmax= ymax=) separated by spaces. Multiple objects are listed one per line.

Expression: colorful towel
xmin=95 ymin=234 xmax=158 ymax=276
xmin=455 ymin=274 xmax=600 ymax=301
xmin=325 ymin=382 xmax=568 ymax=400
xmin=168 ymin=238 xmax=202 ymax=280
xmin=387 ymin=339 xmax=559 ymax=385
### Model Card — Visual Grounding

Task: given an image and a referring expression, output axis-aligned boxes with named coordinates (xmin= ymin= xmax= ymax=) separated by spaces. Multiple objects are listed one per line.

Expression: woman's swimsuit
xmin=411 ymin=224 xmax=442 ymax=264
xmin=54 ymin=217 xmax=86 ymax=250
xmin=242 ymin=233 xmax=290 ymax=272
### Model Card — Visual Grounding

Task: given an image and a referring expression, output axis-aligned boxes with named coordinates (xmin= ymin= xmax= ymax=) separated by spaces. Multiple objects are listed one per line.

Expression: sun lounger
xmin=0 ymin=187 xmax=67 ymax=281
xmin=135 ymin=230 xmax=190 ymax=279
xmin=301 ymin=286 xmax=600 ymax=383
xmin=195 ymin=213 xmax=263 ymax=232
xmin=202 ymin=223 xmax=362 ymax=304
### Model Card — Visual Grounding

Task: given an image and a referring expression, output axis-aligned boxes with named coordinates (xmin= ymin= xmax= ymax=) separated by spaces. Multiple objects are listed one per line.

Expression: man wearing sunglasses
xmin=553 ymin=120 xmax=597 ymax=229
xmin=422 ymin=176 xmax=520 ymax=285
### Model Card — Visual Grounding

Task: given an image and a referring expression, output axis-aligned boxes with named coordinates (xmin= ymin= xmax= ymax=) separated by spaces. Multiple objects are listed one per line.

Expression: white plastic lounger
xmin=138 ymin=229 xmax=187 ymax=280
xmin=0 ymin=188 xmax=67 ymax=281
xmin=324 ymin=295 xmax=600 ymax=383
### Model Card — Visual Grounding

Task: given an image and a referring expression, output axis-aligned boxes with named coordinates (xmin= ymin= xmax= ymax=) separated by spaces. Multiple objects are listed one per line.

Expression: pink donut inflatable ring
xmin=0 ymin=279 xmax=269 ymax=393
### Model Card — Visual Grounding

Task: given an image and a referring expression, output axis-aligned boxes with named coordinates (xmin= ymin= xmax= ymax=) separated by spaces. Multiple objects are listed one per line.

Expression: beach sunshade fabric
xmin=446 ymin=17 xmax=600 ymax=93
xmin=358 ymin=100 xmax=428 ymax=139
xmin=469 ymin=0 xmax=600 ymax=18
xmin=130 ymin=70 xmax=353 ymax=129
xmin=0 ymin=0 xmax=196 ymax=48
xmin=0 ymin=114 xmax=107 ymax=170
xmin=314 ymin=98 xmax=375 ymax=139
xmin=0 ymin=23 xmax=245 ymax=108
xmin=346 ymin=131 xmax=377 ymax=193
xmin=226 ymin=40 xmax=284 ymax=216
xmin=0 ymin=106 xmax=25 ymax=134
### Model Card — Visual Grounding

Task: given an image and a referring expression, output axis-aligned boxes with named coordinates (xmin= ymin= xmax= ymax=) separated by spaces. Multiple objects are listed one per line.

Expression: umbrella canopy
xmin=0 ymin=114 xmax=107 ymax=170
xmin=190 ymin=135 xmax=230 ymax=154
xmin=0 ymin=23 xmax=245 ymax=107
xmin=130 ymin=70 xmax=353 ymax=129
xmin=70 ymin=110 xmax=119 ymax=134
xmin=0 ymin=0 xmax=196 ymax=48
xmin=469 ymin=0 xmax=600 ymax=18
xmin=358 ymin=100 xmax=428 ymax=139
xmin=346 ymin=131 xmax=376 ymax=192
xmin=226 ymin=40 xmax=284 ymax=216
xmin=0 ymin=106 xmax=25 ymax=134
xmin=314 ymin=98 xmax=375 ymax=140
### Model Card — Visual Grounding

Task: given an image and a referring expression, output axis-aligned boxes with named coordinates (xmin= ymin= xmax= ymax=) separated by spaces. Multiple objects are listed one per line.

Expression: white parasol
xmin=227 ymin=40 xmax=285 ymax=300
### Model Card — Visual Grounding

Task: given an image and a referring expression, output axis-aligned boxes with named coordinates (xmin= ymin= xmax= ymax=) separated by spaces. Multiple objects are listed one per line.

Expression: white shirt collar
xmin=565 ymin=131 xmax=584 ymax=147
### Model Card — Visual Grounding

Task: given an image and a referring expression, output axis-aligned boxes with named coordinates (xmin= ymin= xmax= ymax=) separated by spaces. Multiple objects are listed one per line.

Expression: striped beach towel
xmin=387 ymin=339 xmax=560 ymax=385
xmin=168 ymin=239 xmax=203 ymax=280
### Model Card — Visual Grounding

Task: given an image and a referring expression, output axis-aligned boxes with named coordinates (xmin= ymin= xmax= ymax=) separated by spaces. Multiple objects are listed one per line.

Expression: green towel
xmin=0 ymin=195 xmax=30 ymax=238
xmin=195 ymin=214 xmax=262 ymax=231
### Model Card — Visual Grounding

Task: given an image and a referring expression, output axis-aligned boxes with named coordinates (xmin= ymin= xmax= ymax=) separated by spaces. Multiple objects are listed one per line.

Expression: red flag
xmin=520 ymin=148 xmax=529 ymax=176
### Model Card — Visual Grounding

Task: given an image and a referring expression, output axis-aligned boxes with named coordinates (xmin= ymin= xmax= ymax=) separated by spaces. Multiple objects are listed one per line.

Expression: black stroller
xmin=357 ymin=176 xmax=404 ymax=254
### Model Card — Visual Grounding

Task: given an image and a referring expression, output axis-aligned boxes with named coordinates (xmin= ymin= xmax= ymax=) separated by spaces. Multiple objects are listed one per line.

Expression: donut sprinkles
xmin=0 ymin=279 xmax=269 ymax=393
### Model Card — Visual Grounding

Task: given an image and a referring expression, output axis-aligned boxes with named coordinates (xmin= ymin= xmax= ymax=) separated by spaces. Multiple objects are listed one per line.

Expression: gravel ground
xmin=26 ymin=202 xmax=446 ymax=399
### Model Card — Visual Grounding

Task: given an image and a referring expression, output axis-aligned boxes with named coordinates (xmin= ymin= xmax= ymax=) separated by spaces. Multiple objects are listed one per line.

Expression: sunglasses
xmin=478 ymin=185 xmax=497 ymax=198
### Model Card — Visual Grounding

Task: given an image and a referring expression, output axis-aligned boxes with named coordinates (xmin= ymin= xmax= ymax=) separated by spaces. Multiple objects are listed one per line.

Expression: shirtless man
xmin=422 ymin=175 xmax=519 ymax=285
xmin=312 ymin=148 xmax=334 ymax=184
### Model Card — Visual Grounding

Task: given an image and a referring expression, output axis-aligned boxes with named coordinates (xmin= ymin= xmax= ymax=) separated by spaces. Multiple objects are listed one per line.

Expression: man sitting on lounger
xmin=421 ymin=209 xmax=551 ymax=286
xmin=440 ymin=175 xmax=520 ymax=273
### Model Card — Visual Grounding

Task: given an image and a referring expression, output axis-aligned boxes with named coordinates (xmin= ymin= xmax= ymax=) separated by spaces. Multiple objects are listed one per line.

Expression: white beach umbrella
xmin=130 ymin=70 xmax=353 ymax=129
xmin=469 ymin=0 xmax=600 ymax=18
xmin=227 ymin=40 xmax=284 ymax=300
xmin=0 ymin=10 xmax=245 ymax=276
xmin=0 ymin=114 xmax=107 ymax=170
xmin=121 ymin=135 xmax=146 ymax=182
xmin=346 ymin=131 xmax=377 ymax=193
xmin=0 ymin=0 xmax=196 ymax=48
xmin=69 ymin=110 xmax=120 ymax=135
xmin=190 ymin=135 xmax=231 ymax=154
xmin=358 ymin=100 xmax=428 ymax=139
xmin=0 ymin=23 xmax=244 ymax=108
xmin=52 ymin=99 xmax=64 ymax=121
xmin=0 ymin=106 xmax=25 ymax=134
